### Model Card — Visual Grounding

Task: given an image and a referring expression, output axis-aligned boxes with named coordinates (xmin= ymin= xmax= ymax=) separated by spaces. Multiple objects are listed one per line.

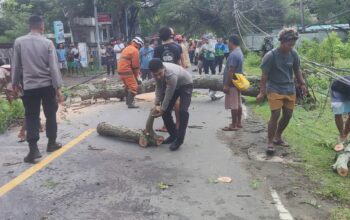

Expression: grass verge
xmin=0 ymin=98 xmax=24 ymax=134
xmin=246 ymin=97 xmax=350 ymax=219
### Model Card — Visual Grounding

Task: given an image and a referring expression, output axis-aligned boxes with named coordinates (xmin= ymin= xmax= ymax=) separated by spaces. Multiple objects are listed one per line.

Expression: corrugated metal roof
xmin=305 ymin=24 xmax=350 ymax=32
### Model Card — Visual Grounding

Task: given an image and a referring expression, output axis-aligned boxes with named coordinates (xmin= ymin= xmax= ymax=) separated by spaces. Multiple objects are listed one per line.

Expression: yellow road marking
xmin=0 ymin=128 xmax=96 ymax=197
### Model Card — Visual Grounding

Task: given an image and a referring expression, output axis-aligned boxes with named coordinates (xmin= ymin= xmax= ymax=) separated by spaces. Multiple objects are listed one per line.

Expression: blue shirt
xmin=223 ymin=44 xmax=229 ymax=53
xmin=215 ymin=43 xmax=225 ymax=57
xmin=56 ymin=49 xmax=66 ymax=62
xmin=331 ymin=76 xmax=350 ymax=102
xmin=140 ymin=47 xmax=154 ymax=70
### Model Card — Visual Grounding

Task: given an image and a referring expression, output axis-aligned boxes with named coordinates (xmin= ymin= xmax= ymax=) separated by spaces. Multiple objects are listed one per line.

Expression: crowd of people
xmin=3 ymin=15 xmax=350 ymax=163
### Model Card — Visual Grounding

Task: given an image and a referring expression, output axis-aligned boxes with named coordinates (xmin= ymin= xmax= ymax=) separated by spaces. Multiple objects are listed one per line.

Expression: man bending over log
xmin=150 ymin=59 xmax=193 ymax=151
xmin=256 ymin=28 xmax=307 ymax=155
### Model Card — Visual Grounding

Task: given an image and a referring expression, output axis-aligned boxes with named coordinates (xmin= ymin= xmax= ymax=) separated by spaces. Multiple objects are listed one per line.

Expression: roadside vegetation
xmin=245 ymin=32 xmax=350 ymax=219
xmin=0 ymin=99 xmax=24 ymax=134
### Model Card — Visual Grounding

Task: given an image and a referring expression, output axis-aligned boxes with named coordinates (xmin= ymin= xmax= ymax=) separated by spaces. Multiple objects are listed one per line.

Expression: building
xmin=244 ymin=24 xmax=350 ymax=51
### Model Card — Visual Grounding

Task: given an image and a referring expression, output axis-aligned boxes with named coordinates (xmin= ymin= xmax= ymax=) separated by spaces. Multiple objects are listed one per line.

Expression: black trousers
xmin=107 ymin=59 xmax=116 ymax=75
xmin=203 ymin=59 xmax=216 ymax=75
xmin=22 ymin=86 xmax=58 ymax=145
xmin=141 ymin=69 xmax=152 ymax=81
xmin=162 ymin=84 xmax=193 ymax=141
xmin=107 ymin=64 xmax=116 ymax=75
xmin=215 ymin=56 xmax=224 ymax=73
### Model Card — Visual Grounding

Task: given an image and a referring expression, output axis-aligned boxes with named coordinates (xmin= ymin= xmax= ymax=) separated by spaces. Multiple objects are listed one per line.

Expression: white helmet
xmin=133 ymin=37 xmax=144 ymax=47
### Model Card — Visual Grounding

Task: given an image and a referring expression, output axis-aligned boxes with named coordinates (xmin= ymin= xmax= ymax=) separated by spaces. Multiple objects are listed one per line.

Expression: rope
xmin=237 ymin=9 xmax=271 ymax=36
xmin=233 ymin=0 xmax=250 ymax=50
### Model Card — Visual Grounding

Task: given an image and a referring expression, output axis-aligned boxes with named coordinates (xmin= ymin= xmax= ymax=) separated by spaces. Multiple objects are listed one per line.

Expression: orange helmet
xmin=174 ymin=34 xmax=183 ymax=42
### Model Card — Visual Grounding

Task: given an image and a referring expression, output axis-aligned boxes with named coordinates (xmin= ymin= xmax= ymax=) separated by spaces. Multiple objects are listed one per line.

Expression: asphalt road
xmin=0 ymin=94 xmax=281 ymax=220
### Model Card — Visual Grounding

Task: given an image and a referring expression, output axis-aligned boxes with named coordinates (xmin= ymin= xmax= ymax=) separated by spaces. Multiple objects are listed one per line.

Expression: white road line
xmin=270 ymin=188 xmax=294 ymax=220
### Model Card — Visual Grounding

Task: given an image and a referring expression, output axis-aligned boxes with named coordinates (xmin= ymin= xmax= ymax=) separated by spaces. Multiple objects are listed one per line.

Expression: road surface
xmin=0 ymin=92 xmax=327 ymax=220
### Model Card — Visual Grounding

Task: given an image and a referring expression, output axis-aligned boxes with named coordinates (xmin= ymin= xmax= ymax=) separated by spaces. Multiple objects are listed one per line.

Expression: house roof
xmin=304 ymin=24 xmax=350 ymax=32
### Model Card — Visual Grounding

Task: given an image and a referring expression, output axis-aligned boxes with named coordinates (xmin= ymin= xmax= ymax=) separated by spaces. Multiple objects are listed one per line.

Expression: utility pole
xmin=300 ymin=0 xmax=305 ymax=32
xmin=94 ymin=0 xmax=102 ymax=69
xmin=125 ymin=6 xmax=129 ymax=42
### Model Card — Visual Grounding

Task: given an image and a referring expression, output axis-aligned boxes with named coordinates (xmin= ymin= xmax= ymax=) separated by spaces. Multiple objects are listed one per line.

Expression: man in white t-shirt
xmin=113 ymin=38 xmax=125 ymax=62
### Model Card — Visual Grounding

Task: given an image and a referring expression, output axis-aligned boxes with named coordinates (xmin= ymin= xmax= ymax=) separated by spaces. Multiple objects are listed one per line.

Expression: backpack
xmin=332 ymin=78 xmax=350 ymax=97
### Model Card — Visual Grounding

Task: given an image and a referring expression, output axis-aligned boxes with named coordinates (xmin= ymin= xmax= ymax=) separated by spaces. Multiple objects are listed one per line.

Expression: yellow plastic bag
xmin=232 ymin=73 xmax=250 ymax=91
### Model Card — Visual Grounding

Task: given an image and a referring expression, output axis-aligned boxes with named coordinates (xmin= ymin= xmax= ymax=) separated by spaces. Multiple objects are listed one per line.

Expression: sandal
xmin=222 ymin=126 xmax=239 ymax=131
xmin=273 ymin=140 xmax=290 ymax=147
xmin=156 ymin=127 xmax=168 ymax=132
xmin=266 ymin=145 xmax=276 ymax=155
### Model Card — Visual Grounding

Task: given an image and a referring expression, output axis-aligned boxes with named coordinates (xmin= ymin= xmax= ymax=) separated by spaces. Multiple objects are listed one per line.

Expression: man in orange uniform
xmin=118 ymin=37 xmax=144 ymax=108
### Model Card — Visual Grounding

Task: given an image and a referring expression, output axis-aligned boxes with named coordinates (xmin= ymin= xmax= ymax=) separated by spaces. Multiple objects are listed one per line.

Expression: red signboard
xmin=98 ymin=13 xmax=112 ymax=23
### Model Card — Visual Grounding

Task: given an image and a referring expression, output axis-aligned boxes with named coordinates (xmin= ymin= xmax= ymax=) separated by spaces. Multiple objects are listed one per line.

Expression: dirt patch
xmin=220 ymin=108 xmax=337 ymax=220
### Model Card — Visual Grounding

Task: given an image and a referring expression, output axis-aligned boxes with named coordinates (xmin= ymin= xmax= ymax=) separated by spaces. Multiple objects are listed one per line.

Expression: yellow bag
xmin=232 ymin=73 xmax=250 ymax=91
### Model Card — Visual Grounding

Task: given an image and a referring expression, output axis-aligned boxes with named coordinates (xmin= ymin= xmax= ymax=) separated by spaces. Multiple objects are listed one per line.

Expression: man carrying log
xmin=256 ymin=28 xmax=307 ymax=155
xmin=117 ymin=37 xmax=144 ymax=109
xmin=150 ymin=59 xmax=193 ymax=151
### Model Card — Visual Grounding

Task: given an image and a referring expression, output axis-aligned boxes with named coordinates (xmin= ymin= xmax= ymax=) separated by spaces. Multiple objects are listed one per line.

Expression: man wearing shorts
xmin=257 ymin=28 xmax=307 ymax=155
xmin=331 ymin=76 xmax=350 ymax=148
xmin=222 ymin=35 xmax=244 ymax=131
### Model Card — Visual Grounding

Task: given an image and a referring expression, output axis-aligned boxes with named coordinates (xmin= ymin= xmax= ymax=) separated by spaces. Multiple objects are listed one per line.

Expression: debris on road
xmin=3 ymin=161 xmax=22 ymax=167
xmin=237 ymin=195 xmax=252 ymax=198
xmin=158 ymin=182 xmax=172 ymax=190
xmin=188 ymin=125 xmax=204 ymax=129
xmin=217 ymin=176 xmax=232 ymax=183
xmin=250 ymin=178 xmax=261 ymax=190
xmin=87 ymin=145 xmax=106 ymax=151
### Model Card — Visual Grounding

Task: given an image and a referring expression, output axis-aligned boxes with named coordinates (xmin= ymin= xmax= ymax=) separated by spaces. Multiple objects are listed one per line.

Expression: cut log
xmin=139 ymin=108 xmax=164 ymax=147
xmin=97 ymin=108 xmax=164 ymax=147
xmin=72 ymin=75 xmax=260 ymax=101
xmin=332 ymin=145 xmax=350 ymax=177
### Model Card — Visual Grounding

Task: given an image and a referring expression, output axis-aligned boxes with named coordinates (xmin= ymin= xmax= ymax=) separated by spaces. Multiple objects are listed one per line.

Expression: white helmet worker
xmin=132 ymin=37 xmax=144 ymax=47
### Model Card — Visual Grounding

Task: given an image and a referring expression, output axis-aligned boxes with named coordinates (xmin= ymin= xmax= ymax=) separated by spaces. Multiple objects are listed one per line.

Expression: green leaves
xmin=0 ymin=99 xmax=24 ymax=133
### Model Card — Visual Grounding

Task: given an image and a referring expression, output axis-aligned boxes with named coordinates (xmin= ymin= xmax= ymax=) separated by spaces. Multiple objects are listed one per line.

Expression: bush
xmin=298 ymin=32 xmax=350 ymax=68
xmin=245 ymin=52 xmax=261 ymax=67
xmin=0 ymin=99 xmax=24 ymax=133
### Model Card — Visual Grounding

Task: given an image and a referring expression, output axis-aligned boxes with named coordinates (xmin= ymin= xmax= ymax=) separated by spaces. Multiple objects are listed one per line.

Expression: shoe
xmin=169 ymin=140 xmax=182 ymax=151
xmin=169 ymin=111 xmax=189 ymax=151
xmin=163 ymin=136 xmax=177 ymax=144
xmin=211 ymin=95 xmax=224 ymax=101
xmin=47 ymin=141 xmax=62 ymax=153
xmin=126 ymin=91 xmax=139 ymax=108
xmin=24 ymin=143 xmax=42 ymax=163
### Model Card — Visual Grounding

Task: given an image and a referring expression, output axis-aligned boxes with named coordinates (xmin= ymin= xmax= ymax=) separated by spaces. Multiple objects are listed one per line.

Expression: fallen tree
xmin=97 ymin=108 xmax=164 ymax=148
xmin=332 ymin=144 xmax=350 ymax=177
xmin=72 ymin=75 xmax=260 ymax=101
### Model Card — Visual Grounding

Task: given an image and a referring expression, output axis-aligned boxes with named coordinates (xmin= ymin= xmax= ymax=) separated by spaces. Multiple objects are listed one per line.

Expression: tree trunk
xmin=72 ymin=75 xmax=260 ymax=101
xmin=97 ymin=108 xmax=164 ymax=147
xmin=332 ymin=145 xmax=350 ymax=177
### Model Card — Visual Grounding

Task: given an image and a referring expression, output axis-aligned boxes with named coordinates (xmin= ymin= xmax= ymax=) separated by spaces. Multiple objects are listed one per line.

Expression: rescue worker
xmin=117 ymin=37 xmax=144 ymax=108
